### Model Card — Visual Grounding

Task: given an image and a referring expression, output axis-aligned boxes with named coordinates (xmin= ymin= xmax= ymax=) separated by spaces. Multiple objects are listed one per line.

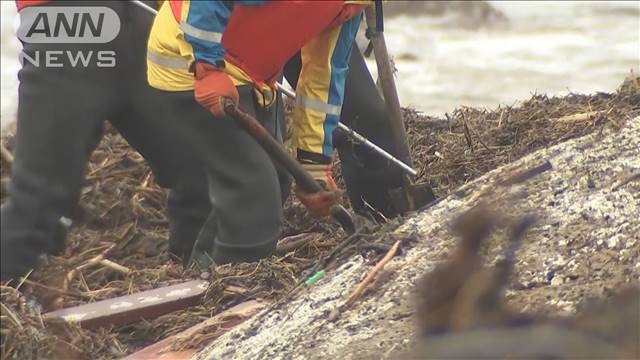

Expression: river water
xmin=1 ymin=1 xmax=638 ymax=129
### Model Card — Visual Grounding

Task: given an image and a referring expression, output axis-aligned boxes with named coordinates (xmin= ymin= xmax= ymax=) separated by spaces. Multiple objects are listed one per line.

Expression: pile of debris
xmin=1 ymin=76 xmax=638 ymax=359
xmin=196 ymin=86 xmax=639 ymax=358
xmin=406 ymin=81 xmax=639 ymax=196
xmin=0 ymin=285 xmax=122 ymax=359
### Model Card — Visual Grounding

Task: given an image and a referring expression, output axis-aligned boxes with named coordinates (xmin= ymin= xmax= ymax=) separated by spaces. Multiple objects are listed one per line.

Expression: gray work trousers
xmin=0 ymin=0 xmax=210 ymax=281
xmin=152 ymin=86 xmax=291 ymax=265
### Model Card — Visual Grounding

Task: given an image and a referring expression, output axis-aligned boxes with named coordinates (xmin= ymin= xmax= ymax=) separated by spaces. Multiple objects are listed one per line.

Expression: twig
xmin=99 ymin=259 xmax=132 ymax=275
xmin=76 ymin=254 xmax=106 ymax=273
xmin=22 ymin=279 xmax=89 ymax=299
xmin=78 ymin=272 xmax=90 ymax=292
xmin=72 ymin=243 xmax=111 ymax=260
xmin=462 ymin=121 xmax=473 ymax=149
xmin=465 ymin=119 xmax=495 ymax=155
xmin=0 ymin=302 xmax=23 ymax=330
xmin=497 ymin=109 xmax=505 ymax=128
xmin=74 ymin=249 xmax=131 ymax=277
xmin=276 ymin=233 xmax=316 ymax=256
xmin=319 ymin=226 xmax=368 ymax=269
xmin=362 ymin=199 xmax=390 ymax=223
xmin=52 ymin=244 xmax=118 ymax=308
xmin=356 ymin=243 xmax=393 ymax=253
xmin=86 ymin=157 xmax=112 ymax=177
xmin=499 ymin=161 xmax=552 ymax=187
xmin=294 ymin=227 xmax=367 ymax=288
xmin=612 ymin=172 xmax=640 ymax=191
xmin=81 ymin=287 xmax=118 ymax=297
xmin=0 ymin=142 xmax=14 ymax=165
xmin=552 ymin=111 xmax=602 ymax=122
xmin=140 ymin=171 xmax=152 ymax=188
xmin=15 ymin=269 xmax=33 ymax=291
xmin=343 ymin=239 xmax=401 ymax=309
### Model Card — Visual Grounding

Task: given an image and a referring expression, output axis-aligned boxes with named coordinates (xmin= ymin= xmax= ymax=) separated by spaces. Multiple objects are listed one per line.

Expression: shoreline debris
xmin=1 ymin=81 xmax=638 ymax=358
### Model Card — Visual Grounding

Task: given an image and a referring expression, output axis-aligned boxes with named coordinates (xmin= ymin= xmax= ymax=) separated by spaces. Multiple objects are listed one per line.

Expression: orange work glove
xmin=295 ymin=163 xmax=340 ymax=217
xmin=301 ymin=163 xmax=338 ymax=190
xmin=194 ymin=62 xmax=239 ymax=117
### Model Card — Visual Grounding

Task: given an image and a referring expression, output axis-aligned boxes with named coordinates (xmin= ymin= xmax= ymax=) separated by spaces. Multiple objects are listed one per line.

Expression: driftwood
xmin=551 ymin=111 xmax=602 ymax=122
xmin=125 ymin=300 xmax=267 ymax=360
xmin=343 ymin=240 xmax=400 ymax=309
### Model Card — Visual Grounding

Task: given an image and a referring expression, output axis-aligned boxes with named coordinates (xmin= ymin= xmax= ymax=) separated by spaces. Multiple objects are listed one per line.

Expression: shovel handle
xmin=224 ymin=101 xmax=321 ymax=194
xmin=224 ymin=101 xmax=355 ymax=234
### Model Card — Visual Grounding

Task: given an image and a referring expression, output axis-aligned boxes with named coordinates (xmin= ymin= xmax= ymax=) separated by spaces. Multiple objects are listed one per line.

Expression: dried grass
xmin=406 ymin=84 xmax=639 ymax=196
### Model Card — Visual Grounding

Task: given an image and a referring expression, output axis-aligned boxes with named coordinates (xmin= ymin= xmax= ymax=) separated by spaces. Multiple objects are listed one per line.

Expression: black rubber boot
xmin=167 ymin=181 xmax=211 ymax=264
xmin=187 ymin=209 xmax=219 ymax=270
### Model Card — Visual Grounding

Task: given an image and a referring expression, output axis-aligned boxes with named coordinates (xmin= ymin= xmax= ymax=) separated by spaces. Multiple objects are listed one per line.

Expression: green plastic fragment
xmin=304 ymin=270 xmax=326 ymax=286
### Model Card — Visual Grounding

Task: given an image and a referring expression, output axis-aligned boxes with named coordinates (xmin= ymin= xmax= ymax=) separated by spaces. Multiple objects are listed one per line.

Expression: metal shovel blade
xmin=388 ymin=182 xmax=436 ymax=214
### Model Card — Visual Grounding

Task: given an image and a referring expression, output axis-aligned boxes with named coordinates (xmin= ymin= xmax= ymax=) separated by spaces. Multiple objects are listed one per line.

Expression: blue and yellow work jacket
xmin=147 ymin=0 xmax=369 ymax=161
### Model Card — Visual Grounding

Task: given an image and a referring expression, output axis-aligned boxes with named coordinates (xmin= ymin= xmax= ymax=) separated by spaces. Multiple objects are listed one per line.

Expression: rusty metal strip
xmin=124 ymin=300 xmax=268 ymax=360
xmin=43 ymin=280 xmax=209 ymax=329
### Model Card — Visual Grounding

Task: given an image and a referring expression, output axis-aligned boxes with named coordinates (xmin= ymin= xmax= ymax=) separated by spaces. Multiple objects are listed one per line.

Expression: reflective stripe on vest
xmin=147 ymin=50 xmax=190 ymax=70
xmin=179 ymin=22 xmax=223 ymax=43
xmin=296 ymin=95 xmax=342 ymax=116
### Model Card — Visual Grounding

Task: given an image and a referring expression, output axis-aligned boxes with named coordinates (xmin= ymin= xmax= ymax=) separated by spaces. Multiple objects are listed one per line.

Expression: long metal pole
xmin=276 ymin=84 xmax=417 ymax=177
xmin=131 ymin=0 xmax=157 ymax=14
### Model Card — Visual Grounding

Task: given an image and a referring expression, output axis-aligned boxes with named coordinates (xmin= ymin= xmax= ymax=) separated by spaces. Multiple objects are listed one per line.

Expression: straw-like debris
xmin=1 ymin=75 xmax=638 ymax=358
xmin=1 ymin=285 xmax=123 ymax=360
xmin=407 ymin=82 xmax=639 ymax=196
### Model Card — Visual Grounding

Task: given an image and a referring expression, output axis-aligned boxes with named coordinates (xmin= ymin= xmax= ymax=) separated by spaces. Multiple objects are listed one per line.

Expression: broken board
xmin=124 ymin=299 xmax=268 ymax=360
xmin=44 ymin=280 xmax=209 ymax=329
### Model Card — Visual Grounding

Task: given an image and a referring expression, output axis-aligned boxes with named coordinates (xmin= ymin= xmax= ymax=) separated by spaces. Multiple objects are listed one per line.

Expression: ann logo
xmin=26 ymin=12 xmax=104 ymax=38
xmin=17 ymin=7 xmax=120 ymax=44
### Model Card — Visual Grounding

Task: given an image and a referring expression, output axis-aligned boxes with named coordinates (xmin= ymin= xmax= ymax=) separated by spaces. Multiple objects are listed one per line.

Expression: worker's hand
xmin=295 ymin=163 xmax=340 ymax=217
xmin=194 ymin=61 xmax=239 ymax=117
xmin=295 ymin=187 xmax=340 ymax=217
xmin=301 ymin=163 xmax=338 ymax=190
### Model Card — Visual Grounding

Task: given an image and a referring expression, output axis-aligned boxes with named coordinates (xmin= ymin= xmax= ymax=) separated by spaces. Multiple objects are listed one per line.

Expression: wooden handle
xmin=224 ymin=101 xmax=322 ymax=193
xmin=224 ymin=101 xmax=355 ymax=234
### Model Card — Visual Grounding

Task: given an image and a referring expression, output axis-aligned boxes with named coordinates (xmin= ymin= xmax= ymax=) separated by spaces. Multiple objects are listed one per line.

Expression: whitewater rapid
xmin=1 ymin=1 xmax=638 ymax=128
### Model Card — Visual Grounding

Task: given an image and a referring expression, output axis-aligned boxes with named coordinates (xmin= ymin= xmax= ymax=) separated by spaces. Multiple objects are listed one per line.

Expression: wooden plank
xmin=43 ymin=280 xmax=209 ymax=329
xmin=124 ymin=300 xmax=267 ymax=360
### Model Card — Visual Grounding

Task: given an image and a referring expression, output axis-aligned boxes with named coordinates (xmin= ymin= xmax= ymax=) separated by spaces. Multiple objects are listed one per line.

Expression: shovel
xmin=364 ymin=4 xmax=436 ymax=214
xmin=224 ymin=100 xmax=356 ymax=235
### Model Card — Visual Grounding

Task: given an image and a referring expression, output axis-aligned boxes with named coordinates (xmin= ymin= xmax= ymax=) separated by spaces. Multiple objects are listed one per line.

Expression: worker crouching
xmin=146 ymin=0 xmax=369 ymax=267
